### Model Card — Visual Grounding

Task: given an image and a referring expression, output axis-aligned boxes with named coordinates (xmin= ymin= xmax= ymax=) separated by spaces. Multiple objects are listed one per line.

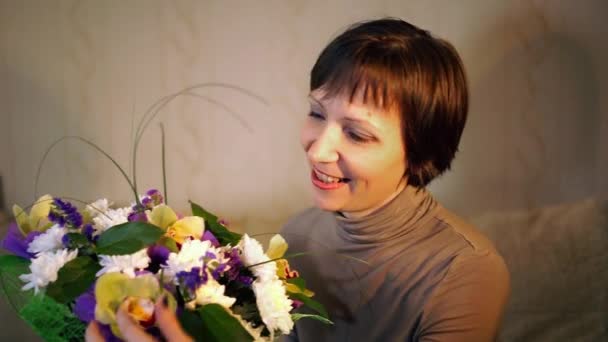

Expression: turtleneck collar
xmin=334 ymin=185 xmax=438 ymax=244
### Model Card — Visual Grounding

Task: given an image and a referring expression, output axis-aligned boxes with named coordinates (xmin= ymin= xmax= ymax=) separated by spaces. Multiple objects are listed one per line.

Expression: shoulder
xmin=432 ymin=205 xmax=502 ymax=256
xmin=413 ymin=219 xmax=511 ymax=340
xmin=427 ymin=205 xmax=510 ymax=290
xmin=413 ymin=208 xmax=511 ymax=340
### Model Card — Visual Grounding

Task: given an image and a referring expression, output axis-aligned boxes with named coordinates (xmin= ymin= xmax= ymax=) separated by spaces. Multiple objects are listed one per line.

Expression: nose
xmin=307 ymin=126 xmax=340 ymax=163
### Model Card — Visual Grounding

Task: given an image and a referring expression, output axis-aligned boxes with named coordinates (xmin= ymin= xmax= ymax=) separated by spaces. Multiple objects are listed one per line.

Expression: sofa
xmin=472 ymin=198 xmax=608 ymax=341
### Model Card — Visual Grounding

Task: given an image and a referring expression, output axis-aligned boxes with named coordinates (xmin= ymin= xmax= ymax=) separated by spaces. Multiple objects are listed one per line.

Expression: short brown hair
xmin=310 ymin=18 xmax=468 ymax=187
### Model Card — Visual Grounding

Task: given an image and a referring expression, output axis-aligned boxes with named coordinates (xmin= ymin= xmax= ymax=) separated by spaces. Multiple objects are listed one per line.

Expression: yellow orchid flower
xmin=146 ymin=204 xmax=178 ymax=230
xmin=266 ymin=234 xmax=314 ymax=297
xmin=95 ymin=272 xmax=176 ymax=338
xmin=266 ymin=234 xmax=289 ymax=260
xmin=146 ymin=205 xmax=205 ymax=244
xmin=12 ymin=194 xmax=53 ymax=235
xmin=165 ymin=216 xmax=205 ymax=245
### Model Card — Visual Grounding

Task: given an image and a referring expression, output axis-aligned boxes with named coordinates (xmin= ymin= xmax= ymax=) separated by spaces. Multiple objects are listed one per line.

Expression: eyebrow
xmin=308 ymin=94 xmax=379 ymax=132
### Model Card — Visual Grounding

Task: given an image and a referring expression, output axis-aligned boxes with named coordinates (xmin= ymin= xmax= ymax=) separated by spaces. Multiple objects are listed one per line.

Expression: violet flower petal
xmin=1 ymin=223 xmax=37 ymax=259
xmin=73 ymin=289 xmax=96 ymax=323
xmin=201 ymin=230 xmax=219 ymax=247
xmin=127 ymin=211 xmax=148 ymax=223
xmin=147 ymin=245 xmax=170 ymax=273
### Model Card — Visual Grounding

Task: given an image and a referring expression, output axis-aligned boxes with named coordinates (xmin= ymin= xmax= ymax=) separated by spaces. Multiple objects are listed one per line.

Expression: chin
xmin=312 ymin=197 xmax=344 ymax=212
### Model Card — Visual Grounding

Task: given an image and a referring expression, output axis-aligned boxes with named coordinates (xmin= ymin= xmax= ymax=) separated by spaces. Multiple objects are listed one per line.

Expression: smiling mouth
xmin=313 ymin=168 xmax=351 ymax=184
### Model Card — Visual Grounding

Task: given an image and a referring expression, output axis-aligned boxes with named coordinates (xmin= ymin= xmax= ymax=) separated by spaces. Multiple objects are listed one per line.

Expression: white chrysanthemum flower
xmin=163 ymin=239 xmax=216 ymax=282
xmin=239 ymin=234 xmax=277 ymax=282
xmin=187 ymin=273 xmax=236 ymax=309
xmin=85 ymin=198 xmax=111 ymax=218
xmin=253 ymin=279 xmax=294 ymax=335
xmin=96 ymin=249 xmax=150 ymax=278
xmin=92 ymin=206 xmax=131 ymax=236
xmin=27 ymin=224 xmax=66 ymax=254
xmin=20 ymin=249 xmax=78 ymax=294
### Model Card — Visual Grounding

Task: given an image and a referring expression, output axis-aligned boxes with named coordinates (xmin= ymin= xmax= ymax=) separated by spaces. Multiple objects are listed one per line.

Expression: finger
xmin=116 ymin=301 xmax=156 ymax=342
xmin=85 ymin=321 xmax=105 ymax=342
xmin=155 ymin=295 xmax=193 ymax=342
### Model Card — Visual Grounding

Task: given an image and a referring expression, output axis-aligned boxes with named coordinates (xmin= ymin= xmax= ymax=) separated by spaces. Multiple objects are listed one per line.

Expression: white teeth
xmin=314 ymin=169 xmax=340 ymax=183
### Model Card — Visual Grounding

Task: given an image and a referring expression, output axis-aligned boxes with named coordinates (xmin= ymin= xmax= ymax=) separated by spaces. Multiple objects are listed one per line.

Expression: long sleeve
xmin=416 ymin=252 xmax=511 ymax=342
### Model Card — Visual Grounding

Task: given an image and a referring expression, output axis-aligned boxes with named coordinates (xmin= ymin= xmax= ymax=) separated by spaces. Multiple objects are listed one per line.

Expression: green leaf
xmin=190 ymin=201 xmax=241 ymax=246
xmin=179 ymin=309 xmax=206 ymax=341
xmin=189 ymin=201 xmax=218 ymax=222
xmin=158 ymin=236 xmax=179 ymax=253
xmin=46 ymin=256 xmax=101 ymax=304
xmin=289 ymin=292 xmax=329 ymax=319
xmin=0 ymin=255 xmax=30 ymax=275
xmin=64 ymin=233 xmax=90 ymax=249
xmin=0 ymin=255 xmax=33 ymax=312
xmin=291 ymin=313 xmax=333 ymax=325
xmin=286 ymin=277 xmax=307 ymax=291
xmin=179 ymin=304 xmax=253 ymax=342
xmin=208 ymin=221 xmax=242 ymax=246
xmin=96 ymin=221 xmax=164 ymax=255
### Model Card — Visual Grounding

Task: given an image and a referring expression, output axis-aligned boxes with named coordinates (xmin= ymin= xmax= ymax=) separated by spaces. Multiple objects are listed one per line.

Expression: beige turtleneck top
xmin=280 ymin=185 xmax=510 ymax=342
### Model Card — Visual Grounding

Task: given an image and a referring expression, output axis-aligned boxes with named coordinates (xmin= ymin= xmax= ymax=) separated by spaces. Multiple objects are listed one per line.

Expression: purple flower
xmin=73 ymin=288 xmax=96 ymax=323
xmin=176 ymin=267 xmax=208 ymax=300
xmin=82 ymin=224 xmax=96 ymax=242
xmin=48 ymin=211 xmax=65 ymax=226
xmin=223 ymin=248 xmax=245 ymax=282
xmin=0 ymin=223 xmax=38 ymax=259
xmin=127 ymin=210 xmax=148 ymax=222
xmin=147 ymin=245 xmax=170 ymax=273
xmin=49 ymin=197 xmax=83 ymax=229
xmin=205 ymin=251 xmax=217 ymax=260
xmin=146 ymin=189 xmax=164 ymax=206
xmin=212 ymin=263 xmax=228 ymax=280
xmin=61 ymin=233 xmax=71 ymax=248
xmin=141 ymin=197 xmax=153 ymax=209
xmin=291 ymin=299 xmax=304 ymax=310
xmin=201 ymin=230 xmax=219 ymax=247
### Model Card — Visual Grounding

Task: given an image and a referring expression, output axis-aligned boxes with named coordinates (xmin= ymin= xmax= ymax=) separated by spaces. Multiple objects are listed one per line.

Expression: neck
xmin=340 ymin=181 xmax=407 ymax=219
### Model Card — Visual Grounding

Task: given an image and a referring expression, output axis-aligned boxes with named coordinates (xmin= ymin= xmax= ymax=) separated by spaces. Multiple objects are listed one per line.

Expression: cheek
xmin=348 ymin=150 xmax=405 ymax=186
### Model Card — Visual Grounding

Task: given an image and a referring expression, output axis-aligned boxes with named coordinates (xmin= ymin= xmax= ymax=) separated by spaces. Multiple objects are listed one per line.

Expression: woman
xmin=281 ymin=18 xmax=510 ymax=341
xmin=88 ymin=17 xmax=510 ymax=341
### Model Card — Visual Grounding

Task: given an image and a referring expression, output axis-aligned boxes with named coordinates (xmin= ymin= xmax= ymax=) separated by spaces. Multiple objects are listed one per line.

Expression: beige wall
xmin=0 ymin=1 xmax=606 ymax=339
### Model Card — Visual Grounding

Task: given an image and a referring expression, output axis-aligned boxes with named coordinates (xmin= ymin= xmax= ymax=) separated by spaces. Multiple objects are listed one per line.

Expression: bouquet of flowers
xmin=0 ymin=85 xmax=331 ymax=341
xmin=0 ymin=190 xmax=330 ymax=341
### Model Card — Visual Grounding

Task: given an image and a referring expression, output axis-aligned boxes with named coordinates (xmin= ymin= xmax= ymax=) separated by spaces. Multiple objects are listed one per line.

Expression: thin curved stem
xmin=131 ymin=83 xmax=267 ymax=198
xmin=34 ymin=136 xmax=137 ymax=204
xmin=160 ymin=123 xmax=168 ymax=205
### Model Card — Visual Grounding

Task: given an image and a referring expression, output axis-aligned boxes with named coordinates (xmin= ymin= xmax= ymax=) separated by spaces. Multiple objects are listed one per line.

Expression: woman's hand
xmin=85 ymin=296 xmax=193 ymax=342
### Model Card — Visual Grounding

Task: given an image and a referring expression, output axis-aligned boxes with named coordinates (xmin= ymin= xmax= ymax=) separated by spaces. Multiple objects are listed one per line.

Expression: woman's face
xmin=301 ymin=88 xmax=407 ymax=216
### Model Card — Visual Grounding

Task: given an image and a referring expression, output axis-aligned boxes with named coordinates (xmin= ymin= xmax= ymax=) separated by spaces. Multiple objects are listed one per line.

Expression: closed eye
xmin=308 ymin=111 xmax=325 ymax=120
xmin=346 ymin=130 xmax=372 ymax=143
